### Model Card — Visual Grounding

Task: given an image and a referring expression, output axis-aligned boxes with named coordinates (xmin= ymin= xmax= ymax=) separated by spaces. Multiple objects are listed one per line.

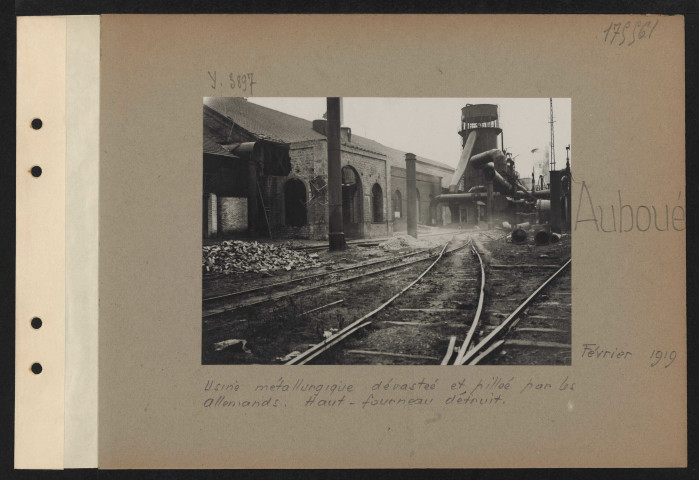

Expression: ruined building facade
xmin=203 ymin=98 xmax=454 ymax=240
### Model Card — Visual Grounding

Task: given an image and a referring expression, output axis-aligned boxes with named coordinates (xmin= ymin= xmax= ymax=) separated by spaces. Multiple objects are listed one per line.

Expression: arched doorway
xmin=341 ymin=166 xmax=363 ymax=238
xmin=284 ymin=178 xmax=307 ymax=227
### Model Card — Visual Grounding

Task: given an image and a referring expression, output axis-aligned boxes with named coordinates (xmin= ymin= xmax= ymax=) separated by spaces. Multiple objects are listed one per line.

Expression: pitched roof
xmin=203 ymin=135 xmax=238 ymax=157
xmin=204 ymin=97 xmax=454 ymax=173
xmin=204 ymin=97 xmax=325 ymax=144
xmin=347 ymin=135 xmax=454 ymax=173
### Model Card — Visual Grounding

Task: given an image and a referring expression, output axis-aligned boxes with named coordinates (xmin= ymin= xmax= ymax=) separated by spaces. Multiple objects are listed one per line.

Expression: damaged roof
xmin=203 ymin=135 xmax=239 ymax=157
xmin=204 ymin=97 xmax=326 ymax=144
xmin=203 ymin=97 xmax=454 ymax=173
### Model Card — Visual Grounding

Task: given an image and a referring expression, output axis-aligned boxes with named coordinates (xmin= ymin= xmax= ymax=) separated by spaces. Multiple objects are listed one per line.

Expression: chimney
xmin=340 ymin=126 xmax=352 ymax=143
xmin=312 ymin=119 xmax=327 ymax=136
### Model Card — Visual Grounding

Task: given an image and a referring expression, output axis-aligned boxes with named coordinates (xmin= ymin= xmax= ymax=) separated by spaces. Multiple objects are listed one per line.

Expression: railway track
xmin=292 ymin=229 xmax=472 ymax=252
xmin=202 ymin=230 xmax=571 ymax=366
xmin=202 ymin=235 xmax=472 ymax=364
xmin=288 ymin=236 xmax=480 ymax=365
xmin=203 ymin=242 xmax=455 ymax=318
xmin=446 ymin=237 xmax=571 ymax=365
xmin=455 ymin=258 xmax=572 ymax=365
xmin=292 ymin=234 xmax=571 ymax=366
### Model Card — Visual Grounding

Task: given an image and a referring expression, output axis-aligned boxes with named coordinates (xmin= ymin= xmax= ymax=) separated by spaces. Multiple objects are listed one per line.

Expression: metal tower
xmin=549 ymin=98 xmax=556 ymax=171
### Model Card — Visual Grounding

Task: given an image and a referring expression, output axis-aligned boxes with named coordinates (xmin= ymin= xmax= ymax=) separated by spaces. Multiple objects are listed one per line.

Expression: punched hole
xmin=31 ymin=317 xmax=42 ymax=329
xmin=31 ymin=363 xmax=43 ymax=375
xmin=31 ymin=166 xmax=42 ymax=177
xmin=31 ymin=118 xmax=43 ymax=130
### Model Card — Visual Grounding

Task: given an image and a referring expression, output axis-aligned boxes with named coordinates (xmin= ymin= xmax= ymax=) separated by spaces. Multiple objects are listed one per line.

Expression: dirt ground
xmin=202 ymin=231 xmax=457 ymax=364
xmin=201 ymin=227 xmax=571 ymax=365
xmin=475 ymin=231 xmax=572 ymax=365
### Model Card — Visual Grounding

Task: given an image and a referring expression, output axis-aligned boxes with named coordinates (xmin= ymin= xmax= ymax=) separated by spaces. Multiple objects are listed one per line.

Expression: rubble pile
xmin=380 ymin=234 xmax=436 ymax=251
xmin=203 ymin=241 xmax=323 ymax=274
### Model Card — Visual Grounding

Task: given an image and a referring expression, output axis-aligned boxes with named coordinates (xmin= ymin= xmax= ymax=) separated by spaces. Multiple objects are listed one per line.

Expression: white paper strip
xmin=65 ymin=15 xmax=100 ymax=469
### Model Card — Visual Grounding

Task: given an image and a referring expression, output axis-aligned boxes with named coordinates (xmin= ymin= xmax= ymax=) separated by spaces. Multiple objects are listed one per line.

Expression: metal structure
xmin=326 ymin=98 xmax=347 ymax=251
xmin=549 ymin=98 xmax=556 ymax=172
xmin=431 ymin=103 xmax=534 ymax=228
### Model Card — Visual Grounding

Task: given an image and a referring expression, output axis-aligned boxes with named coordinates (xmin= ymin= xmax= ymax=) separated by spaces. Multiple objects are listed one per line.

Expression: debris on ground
xmin=379 ymin=234 xmax=436 ymax=251
xmin=323 ymin=328 xmax=339 ymax=339
xmin=203 ymin=240 xmax=324 ymax=274
xmin=213 ymin=339 xmax=252 ymax=354
xmin=275 ymin=351 xmax=300 ymax=363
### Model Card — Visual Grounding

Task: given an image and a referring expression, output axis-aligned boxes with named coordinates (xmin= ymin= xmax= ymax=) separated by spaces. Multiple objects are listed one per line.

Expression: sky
xmin=247 ymin=97 xmax=571 ymax=178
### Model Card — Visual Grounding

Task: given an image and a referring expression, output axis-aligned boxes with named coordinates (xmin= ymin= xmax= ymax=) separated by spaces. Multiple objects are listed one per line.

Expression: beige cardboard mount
xmin=16 ymin=14 xmax=685 ymax=469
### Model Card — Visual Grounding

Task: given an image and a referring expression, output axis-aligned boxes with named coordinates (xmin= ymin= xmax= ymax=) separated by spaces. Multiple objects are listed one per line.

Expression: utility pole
xmin=549 ymin=98 xmax=556 ymax=172
xmin=327 ymin=98 xmax=346 ymax=251
xmin=406 ymin=153 xmax=418 ymax=238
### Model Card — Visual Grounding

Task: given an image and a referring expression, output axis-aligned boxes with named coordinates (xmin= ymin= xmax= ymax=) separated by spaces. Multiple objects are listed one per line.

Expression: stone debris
xmin=203 ymin=240 xmax=324 ymax=274
xmin=213 ymin=339 xmax=252 ymax=354
xmin=323 ymin=328 xmax=339 ymax=339
xmin=379 ymin=234 xmax=436 ymax=251
xmin=276 ymin=351 xmax=301 ymax=363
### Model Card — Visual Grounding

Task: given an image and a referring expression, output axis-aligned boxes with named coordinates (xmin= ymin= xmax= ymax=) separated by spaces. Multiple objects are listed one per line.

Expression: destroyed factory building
xmin=203 ymin=97 xmax=455 ymax=240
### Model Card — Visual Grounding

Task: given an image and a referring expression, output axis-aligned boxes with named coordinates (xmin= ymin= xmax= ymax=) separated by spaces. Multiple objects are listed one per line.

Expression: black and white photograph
xmin=202 ymin=97 xmax=572 ymax=365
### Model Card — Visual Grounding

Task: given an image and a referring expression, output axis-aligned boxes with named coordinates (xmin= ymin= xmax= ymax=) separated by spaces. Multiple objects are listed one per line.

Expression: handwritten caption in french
xmin=201 ymin=375 xmax=576 ymax=410
xmin=201 ymin=343 xmax=678 ymax=410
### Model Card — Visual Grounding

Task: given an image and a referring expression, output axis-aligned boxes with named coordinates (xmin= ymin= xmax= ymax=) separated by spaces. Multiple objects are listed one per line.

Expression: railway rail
xmin=202 ymin=230 xmax=571 ymax=366
xmin=203 ymin=248 xmax=427 ymax=303
xmin=203 ymin=241 xmax=461 ymax=319
xmin=291 ymin=229 xmax=472 ymax=252
xmin=460 ymin=259 xmax=571 ymax=365
xmin=451 ymin=257 xmax=571 ymax=365
xmin=286 ymin=235 xmax=479 ymax=365
xmin=285 ymin=239 xmax=456 ymax=365
xmin=287 ymin=234 xmax=570 ymax=366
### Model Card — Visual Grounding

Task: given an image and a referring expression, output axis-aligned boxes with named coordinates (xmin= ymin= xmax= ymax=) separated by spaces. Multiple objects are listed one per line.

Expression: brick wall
xmin=390 ymin=166 xmax=445 ymax=226
xmin=254 ymin=139 xmax=449 ymax=240
xmin=218 ymin=197 xmax=247 ymax=234
xmin=257 ymin=140 xmax=392 ymax=240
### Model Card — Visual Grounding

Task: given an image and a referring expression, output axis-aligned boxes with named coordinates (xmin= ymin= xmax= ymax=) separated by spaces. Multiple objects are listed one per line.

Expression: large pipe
xmin=536 ymin=199 xmax=551 ymax=212
xmin=224 ymin=142 xmax=263 ymax=237
xmin=514 ymin=189 xmax=550 ymax=199
xmin=483 ymin=166 xmax=514 ymax=193
xmin=511 ymin=228 xmax=527 ymax=244
xmin=326 ymin=98 xmax=346 ymax=251
xmin=449 ymin=130 xmax=478 ymax=192
xmin=469 ymin=149 xmax=506 ymax=170
xmin=406 ymin=153 xmax=418 ymax=238
xmin=224 ymin=142 xmax=259 ymax=159
xmin=432 ymin=192 xmax=487 ymax=201
xmin=534 ymin=230 xmax=551 ymax=246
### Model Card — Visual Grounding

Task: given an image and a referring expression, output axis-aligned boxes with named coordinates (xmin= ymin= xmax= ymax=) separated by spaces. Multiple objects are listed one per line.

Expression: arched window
xmin=416 ymin=188 xmax=421 ymax=223
xmin=372 ymin=183 xmax=383 ymax=223
xmin=284 ymin=179 xmax=307 ymax=227
xmin=392 ymin=190 xmax=402 ymax=219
